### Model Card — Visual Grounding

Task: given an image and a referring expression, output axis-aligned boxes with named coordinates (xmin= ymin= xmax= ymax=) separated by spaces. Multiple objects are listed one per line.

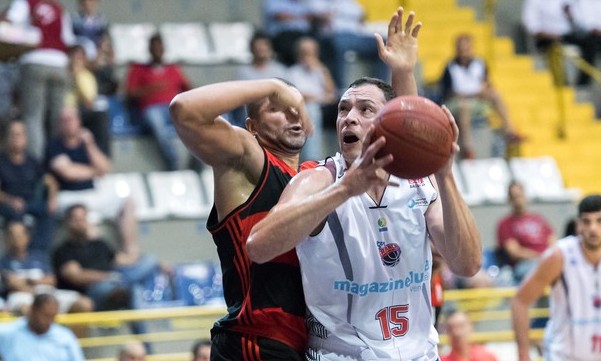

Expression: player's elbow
xmin=450 ymin=257 xmax=482 ymax=277
xmin=246 ymin=235 xmax=271 ymax=264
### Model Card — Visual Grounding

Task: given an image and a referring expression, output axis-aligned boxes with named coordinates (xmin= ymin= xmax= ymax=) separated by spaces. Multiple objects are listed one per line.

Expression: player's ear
xmin=246 ymin=117 xmax=257 ymax=135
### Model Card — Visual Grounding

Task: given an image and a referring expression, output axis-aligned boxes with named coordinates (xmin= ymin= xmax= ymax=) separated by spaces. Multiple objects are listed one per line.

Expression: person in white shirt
xmin=247 ymin=8 xmax=482 ymax=360
xmin=512 ymin=194 xmax=601 ymax=361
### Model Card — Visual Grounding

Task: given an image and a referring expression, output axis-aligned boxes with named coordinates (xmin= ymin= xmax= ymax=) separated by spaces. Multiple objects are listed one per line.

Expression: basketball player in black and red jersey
xmin=170 ymin=7 xmax=425 ymax=360
xmin=170 ymin=78 xmax=313 ymax=360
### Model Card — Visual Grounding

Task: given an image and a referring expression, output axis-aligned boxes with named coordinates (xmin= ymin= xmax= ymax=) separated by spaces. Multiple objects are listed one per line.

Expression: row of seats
xmin=455 ymin=156 xmax=581 ymax=205
xmin=95 ymin=169 xmax=214 ymax=222
xmin=109 ymin=22 xmax=255 ymax=65
xmin=97 ymin=155 xmax=576 ymax=225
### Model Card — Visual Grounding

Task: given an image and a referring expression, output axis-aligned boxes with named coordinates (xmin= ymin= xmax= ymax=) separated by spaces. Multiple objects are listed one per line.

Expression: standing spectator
xmin=0 ymin=62 xmax=20 ymax=121
xmin=52 ymin=203 xmax=161 ymax=312
xmin=309 ymin=0 xmax=389 ymax=91
xmin=231 ymin=31 xmax=290 ymax=127
xmin=118 ymin=340 xmax=147 ymax=361
xmin=0 ymin=293 xmax=85 ymax=361
xmin=93 ymin=33 xmax=119 ymax=97
xmin=0 ymin=221 xmax=93 ymax=315
xmin=262 ymin=0 xmax=315 ymax=66
xmin=125 ymin=33 xmax=192 ymax=171
xmin=440 ymin=33 xmax=523 ymax=159
xmin=288 ymin=37 xmax=336 ymax=161
xmin=67 ymin=44 xmax=111 ymax=157
xmin=71 ymin=0 xmax=108 ymax=62
xmin=191 ymin=339 xmax=211 ymax=361
xmin=0 ymin=120 xmax=57 ymax=252
xmin=441 ymin=310 xmax=499 ymax=361
xmin=566 ymin=0 xmax=601 ymax=86
xmin=4 ymin=0 xmax=76 ymax=161
xmin=45 ymin=105 xmax=137 ymax=250
xmin=512 ymin=194 xmax=601 ymax=361
xmin=497 ymin=181 xmax=555 ymax=283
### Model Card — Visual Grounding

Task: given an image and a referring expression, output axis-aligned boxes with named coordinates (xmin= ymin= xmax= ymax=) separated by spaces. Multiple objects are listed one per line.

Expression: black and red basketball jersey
xmin=208 ymin=149 xmax=316 ymax=352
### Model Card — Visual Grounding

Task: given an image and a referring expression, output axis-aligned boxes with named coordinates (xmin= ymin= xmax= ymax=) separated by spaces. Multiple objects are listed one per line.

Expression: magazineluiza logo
xmin=333 ymin=271 xmax=430 ymax=297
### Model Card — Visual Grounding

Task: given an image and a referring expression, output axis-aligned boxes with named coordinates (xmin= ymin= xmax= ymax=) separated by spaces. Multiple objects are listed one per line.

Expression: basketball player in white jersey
xmin=247 ymin=9 xmax=483 ymax=360
xmin=512 ymin=194 xmax=601 ymax=361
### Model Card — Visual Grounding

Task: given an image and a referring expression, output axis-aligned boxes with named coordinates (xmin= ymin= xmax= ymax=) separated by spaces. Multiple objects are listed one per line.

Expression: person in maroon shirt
xmin=497 ymin=181 xmax=555 ymax=283
xmin=125 ymin=33 xmax=191 ymax=170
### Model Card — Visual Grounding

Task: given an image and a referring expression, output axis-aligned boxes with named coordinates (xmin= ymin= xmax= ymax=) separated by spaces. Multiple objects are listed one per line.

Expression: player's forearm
xmin=391 ymin=68 xmax=418 ymax=97
xmin=170 ymin=79 xmax=283 ymax=128
xmin=247 ymin=182 xmax=351 ymax=264
xmin=512 ymin=298 xmax=533 ymax=361
xmin=436 ymin=173 xmax=482 ymax=276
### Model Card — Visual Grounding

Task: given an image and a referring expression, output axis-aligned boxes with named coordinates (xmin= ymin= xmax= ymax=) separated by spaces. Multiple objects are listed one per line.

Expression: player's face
xmin=578 ymin=210 xmax=601 ymax=251
xmin=336 ymin=84 xmax=387 ymax=165
xmin=252 ymin=98 xmax=307 ymax=155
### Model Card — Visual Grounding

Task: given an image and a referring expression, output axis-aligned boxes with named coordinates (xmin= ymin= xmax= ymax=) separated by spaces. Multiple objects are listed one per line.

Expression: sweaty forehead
xmin=340 ymin=84 xmax=387 ymax=105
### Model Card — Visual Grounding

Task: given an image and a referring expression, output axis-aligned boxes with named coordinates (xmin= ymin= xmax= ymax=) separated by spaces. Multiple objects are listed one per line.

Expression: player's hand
xmin=340 ymin=126 xmax=394 ymax=197
xmin=434 ymin=106 xmax=459 ymax=178
xmin=269 ymin=79 xmax=314 ymax=136
xmin=375 ymin=7 xmax=422 ymax=73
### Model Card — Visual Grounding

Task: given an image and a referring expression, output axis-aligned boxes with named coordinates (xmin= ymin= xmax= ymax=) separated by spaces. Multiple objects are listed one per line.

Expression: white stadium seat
xmin=146 ymin=170 xmax=210 ymax=219
xmin=509 ymin=156 xmax=580 ymax=202
xmin=159 ymin=22 xmax=217 ymax=64
xmin=208 ymin=22 xmax=254 ymax=63
xmin=459 ymin=157 xmax=512 ymax=204
xmin=109 ymin=23 xmax=156 ymax=65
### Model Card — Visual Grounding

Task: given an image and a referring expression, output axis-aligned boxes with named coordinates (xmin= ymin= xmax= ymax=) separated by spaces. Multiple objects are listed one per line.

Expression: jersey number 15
xmin=375 ymin=304 xmax=409 ymax=340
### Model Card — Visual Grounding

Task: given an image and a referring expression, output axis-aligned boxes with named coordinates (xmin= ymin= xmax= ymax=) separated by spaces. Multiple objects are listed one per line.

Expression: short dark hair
xmin=347 ymin=77 xmax=396 ymax=101
xmin=249 ymin=30 xmax=271 ymax=50
xmin=64 ymin=203 xmax=87 ymax=220
xmin=32 ymin=293 xmax=58 ymax=310
xmin=192 ymin=338 xmax=211 ymax=356
xmin=578 ymin=194 xmax=601 ymax=215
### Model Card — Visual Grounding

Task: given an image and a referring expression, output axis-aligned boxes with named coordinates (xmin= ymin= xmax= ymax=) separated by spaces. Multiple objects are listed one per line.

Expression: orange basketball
xmin=372 ymin=95 xmax=453 ymax=179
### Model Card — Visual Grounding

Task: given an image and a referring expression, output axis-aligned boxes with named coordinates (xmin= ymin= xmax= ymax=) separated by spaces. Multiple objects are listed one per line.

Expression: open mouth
xmin=343 ymin=134 xmax=360 ymax=144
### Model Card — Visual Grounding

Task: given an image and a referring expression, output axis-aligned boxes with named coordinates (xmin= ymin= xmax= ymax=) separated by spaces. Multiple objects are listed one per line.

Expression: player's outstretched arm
xmin=247 ymin=129 xmax=393 ymax=263
xmin=375 ymin=7 xmax=422 ymax=97
xmin=426 ymin=107 xmax=481 ymax=276
xmin=169 ymin=78 xmax=307 ymax=167
xmin=512 ymin=247 xmax=562 ymax=361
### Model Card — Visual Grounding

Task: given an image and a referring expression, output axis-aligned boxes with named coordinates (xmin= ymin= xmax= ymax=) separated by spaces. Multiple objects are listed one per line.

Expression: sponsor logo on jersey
xmin=377 ymin=241 xmax=401 ymax=267
xmin=377 ymin=218 xmax=388 ymax=232
xmin=407 ymin=197 xmax=429 ymax=209
xmin=408 ymin=178 xmax=425 ymax=188
xmin=333 ymin=271 xmax=430 ymax=297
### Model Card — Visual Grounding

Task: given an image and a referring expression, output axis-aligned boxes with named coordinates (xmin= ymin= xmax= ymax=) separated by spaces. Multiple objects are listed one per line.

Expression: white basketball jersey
xmin=543 ymin=235 xmax=601 ymax=360
xmin=297 ymin=153 xmax=439 ymax=360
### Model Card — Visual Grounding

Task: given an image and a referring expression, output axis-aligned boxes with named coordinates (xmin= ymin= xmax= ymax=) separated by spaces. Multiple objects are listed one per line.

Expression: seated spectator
xmin=231 ymin=31 xmax=290 ymax=127
xmin=262 ymin=0 xmax=315 ymax=66
xmin=45 ymin=105 xmax=137 ymax=248
xmin=496 ymin=181 xmax=554 ymax=283
xmin=288 ymin=37 xmax=336 ymax=161
xmin=566 ymin=0 xmax=601 ymax=86
xmin=440 ymin=34 xmax=523 ymax=159
xmin=118 ymin=340 xmax=147 ymax=361
xmin=0 ymin=120 xmax=58 ymax=253
xmin=67 ymin=45 xmax=111 ymax=157
xmin=310 ymin=0 xmax=389 ymax=91
xmin=0 ymin=293 xmax=85 ymax=361
xmin=191 ymin=339 xmax=211 ymax=361
xmin=441 ymin=309 xmax=499 ymax=361
xmin=125 ymin=33 xmax=192 ymax=171
xmin=0 ymin=221 xmax=93 ymax=315
xmin=52 ymin=204 xmax=161 ymax=311
xmin=71 ymin=0 xmax=109 ymax=62
xmin=93 ymin=33 xmax=119 ymax=97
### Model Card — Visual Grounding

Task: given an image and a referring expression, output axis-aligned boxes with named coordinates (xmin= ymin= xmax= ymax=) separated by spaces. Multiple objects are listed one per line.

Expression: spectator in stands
xmin=71 ymin=0 xmax=109 ymax=62
xmin=497 ymin=181 xmax=555 ymax=283
xmin=52 ymin=203 xmax=161 ymax=311
xmin=231 ymin=31 xmax=290 ymax=127
xmin=4 ymin=0 xmax=76 ymax=161
xmin=288 ymin=37 xmax=336 ymax=161
xmin=93 ymin=33 xmax=119 ymax=97
xmin=118 ymin=340 xmax=147 ymax=361
xmin=191 ymin=339 xmax=211 ymax=361
xmin=262 ymin=0 xmax=315 ymax=66
xmin=125 ymin=33 xmax=192 ymax=171
xmin=0 ymin=293 xmax=85 ymax=361
xmin=512 ymin=194 xmax=601 ymax=361
xmin=565 ymin=0 xmax=601 ymax=86
xmin=45 ymin=105 xmax=137 ymax=248
xmin=309 ymin=0 xmax=389 ymax=91
xmin=0 ymin=221 xmax=93 ymax=315
xmin=67 ymin=44 xmax=111 ymax=157
xmin=441 ymin=309 xmax=499 ymax=361
xmin=440 ymin=33 xmax=523 ymax=159
xmin=0 ymin=62 xmax=20 ymax=122
xmin=0 ymin=120 xmax=58 ymax=253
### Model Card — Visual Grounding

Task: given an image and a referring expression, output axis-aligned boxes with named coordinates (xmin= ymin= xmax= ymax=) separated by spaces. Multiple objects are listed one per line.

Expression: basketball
xmin=372 ymin=95 xmax=453 ymax=179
